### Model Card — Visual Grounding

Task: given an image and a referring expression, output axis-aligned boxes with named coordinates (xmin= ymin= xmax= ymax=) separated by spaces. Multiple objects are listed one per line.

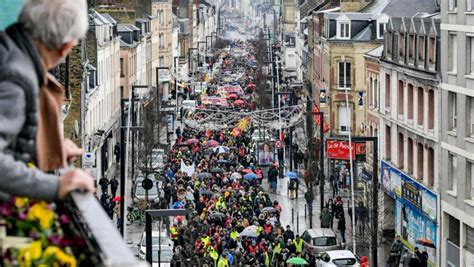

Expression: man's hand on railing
xmin=58 ymin=169 xmax=95 ymax=199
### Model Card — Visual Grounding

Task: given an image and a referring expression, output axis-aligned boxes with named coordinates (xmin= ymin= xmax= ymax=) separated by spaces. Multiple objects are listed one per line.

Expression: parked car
xmin=316 ymin=250 xmax=359 ymax=267
xmin=301 ymin=228 xmax=339 ymax=255
xmin=138 ymin=230 xmax=173 ymax=260
xmin=151 ymin=245 xmax=173 ymax=267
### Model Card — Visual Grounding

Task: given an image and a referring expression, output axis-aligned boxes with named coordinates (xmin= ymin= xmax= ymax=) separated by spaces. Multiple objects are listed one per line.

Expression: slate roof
xmin=117 ymin=24 xmax=140 ymax=32
xmin=352 ymin=24 xmax=374 ymax=41
xmin=299 ymin=0 xmax=324 ymax=18
xmin=365 ymin=45 xmax=384 ymax=59
xmin=363 ymin=0 xmax=439 ymax=17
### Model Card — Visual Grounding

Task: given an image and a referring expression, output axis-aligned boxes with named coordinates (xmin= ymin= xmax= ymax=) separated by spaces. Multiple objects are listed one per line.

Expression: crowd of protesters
xmin=148 ymin=41 xmax=320 ymax=266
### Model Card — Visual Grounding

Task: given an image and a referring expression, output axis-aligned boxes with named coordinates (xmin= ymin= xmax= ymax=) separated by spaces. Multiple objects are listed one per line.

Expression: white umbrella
xmin=230 ymin=172 xmax=242 ymax=180
xmin=239 ymin=225 xmax=259 ymax=237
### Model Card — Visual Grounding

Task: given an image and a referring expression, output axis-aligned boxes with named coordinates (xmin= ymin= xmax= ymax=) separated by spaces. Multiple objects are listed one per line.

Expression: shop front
xmin=381 ymin=160 xmax=438 ymax=266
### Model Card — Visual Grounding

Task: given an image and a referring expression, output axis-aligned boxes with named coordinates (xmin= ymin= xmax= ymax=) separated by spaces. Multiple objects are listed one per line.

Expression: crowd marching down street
xmin=155 ymin=40 xmax=319 ymax=266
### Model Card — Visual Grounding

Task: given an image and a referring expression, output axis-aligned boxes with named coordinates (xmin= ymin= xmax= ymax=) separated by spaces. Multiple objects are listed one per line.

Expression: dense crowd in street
xmin=150 ymin=41 xmax=320 ymax=266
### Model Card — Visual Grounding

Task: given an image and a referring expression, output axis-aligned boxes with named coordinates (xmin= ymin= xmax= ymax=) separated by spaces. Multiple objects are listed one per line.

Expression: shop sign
xmin=319 ymin=89 xmax=327 ymax=107
xmin=326 ymin=141 xmax=366 ymax=160
xmin=82 ymin=152 xmax=95 ymax=167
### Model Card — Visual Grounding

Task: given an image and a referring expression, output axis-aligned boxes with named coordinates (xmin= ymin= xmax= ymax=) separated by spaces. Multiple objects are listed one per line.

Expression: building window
xmin=159 ymin=56 xmax=164 ymax=67
xmin=448 ymin=153 xmax=458 ymax=193
xmin=377 ymin=22 xmax=386 ymax=39
xmin=398 ymin=80 xmax=404 ymax=116
xmin=408 ymin=34 xmax=415 ymax=61
xmin=374 ymin=79 xmax=379 ymax=108
xmin=428 ymin=36 xmax=436 ymax=65
xmin=449 ymin=92 xmax=457 ymax=131
xmin=417 ymin=87 xmax=424 ymax=125
xmin=417 ymin=142 xmax=424 ymax=180
xmin=468 ymin=96 xmax=474 ymax=137
xmin=337 ymin=21 xmax=350 ymax=39
xmin=398 ymin=133 xmax=404 ymax=168
xmin=407 ymin=84 xmax=414 ymax=120
xmin=428 ymin=147 xmax=434 ymax=187
xmin=467 ymin=161 xmax=474 ymax=199
xmin=387 ymin=31 xmax=393 ymax=56
xmin=398 ymin=33 xmax=405 ymax=61
xmin=428 ymin=89 xmax=435 ymax=130
xmin=338 ymin=105 xmax=350 ymax=134
xmin=418 ymin=36 xmax=425 ymax=64
xmin=468 ymin=37 xmax=474 ymax=75
xmin=408 ymin=138 xmax=414 ymax=174
xmin=159 ymin=34 xmax=164 ymax=48
xmin=369 ymin=77 xmax=374 ymax=106
xmin=385 ymin=125 xmax=391 ymax=160
xmin=449 ymin=33 xmax=458 ymax=72
xmin=385 ymin=74 xmax=391 ymax=108
xmin=338 ymin=61 xmax=351 ymax=89
xmin=468 ymin=0 xmax=474 ymax=11
xmin=449 ymin=0 xmax=458 ymax=11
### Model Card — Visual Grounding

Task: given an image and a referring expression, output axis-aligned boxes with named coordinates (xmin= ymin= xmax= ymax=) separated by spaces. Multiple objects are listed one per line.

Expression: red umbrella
xmin=187 ymin=138 xmax=200 ymax=145
xmin=246 ymin=84 xmax=256 ymax=88
xmin=206 ymin=140 xmax=219 ymax=147
xmin=112 ymin=196 xmax=121 ymax=202
xmin=227 ymin=93 xmax=239 ymax=99
xmin=234 ymin=99 xmax=245 ymax=105
xmin=241 ymin=169 xmax=254 ymax=174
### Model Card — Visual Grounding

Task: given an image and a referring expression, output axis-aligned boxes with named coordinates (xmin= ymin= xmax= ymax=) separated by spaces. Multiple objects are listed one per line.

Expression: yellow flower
xmin=27 ymin=202 xmax=55 ymax=230
xmin=15 ymin=197 xmax=28 ymax=209
xmin=29 ymin=241 xmax=42 ymax=260
xmin=18 ymin=246 xmax=32 ymax=267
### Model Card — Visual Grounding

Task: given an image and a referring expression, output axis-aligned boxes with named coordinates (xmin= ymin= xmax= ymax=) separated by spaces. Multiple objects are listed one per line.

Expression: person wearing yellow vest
xmin=170 ymin=224 xmax=179 ymax=248
xmin=293 ymin=235 xmax=304 ymax=255
xmin=272 ymin=241 xmax=282 ymax=265
xmin=217 ymin=253 xmax=229 ymax=267
xmin=215 ymin=196 xmax=226 ymax=211
xmin=209 ymin=246 xmax=219 ymax=266
xmin=263 ymin=250 xmax=270 ymax=267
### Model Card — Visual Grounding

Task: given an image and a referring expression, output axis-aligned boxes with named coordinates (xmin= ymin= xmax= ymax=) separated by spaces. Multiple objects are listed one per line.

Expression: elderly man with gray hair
xmin=0 ymin=0 xmax=94 ymax=200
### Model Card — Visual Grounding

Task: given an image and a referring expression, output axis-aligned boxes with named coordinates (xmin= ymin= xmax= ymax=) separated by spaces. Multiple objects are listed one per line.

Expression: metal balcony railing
xmin=64 ymin=192 xmax=147 ymax=267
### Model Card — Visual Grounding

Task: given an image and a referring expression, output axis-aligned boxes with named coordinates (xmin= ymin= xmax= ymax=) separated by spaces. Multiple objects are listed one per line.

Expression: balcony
xmin=1 ymin=192 xmax=145 ymax=267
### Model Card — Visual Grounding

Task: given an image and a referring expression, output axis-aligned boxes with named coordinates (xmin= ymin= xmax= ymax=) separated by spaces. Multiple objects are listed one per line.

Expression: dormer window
xmin=336 ymin=15 xmax=351 ymax=40
xmin=338 ymin=22 xmax=350 ymax=39
xmin=377 ymin=22 xmax=386 ymax=39
xmin=376 ymin=15 xmax=388 ymax=39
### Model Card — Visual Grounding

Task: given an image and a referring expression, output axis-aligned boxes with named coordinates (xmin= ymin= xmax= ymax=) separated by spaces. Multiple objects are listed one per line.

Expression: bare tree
xmin=254 ymin=37 xmax=272 ymax=109
xmin=136 ymin=89 xmax=168 ymax=205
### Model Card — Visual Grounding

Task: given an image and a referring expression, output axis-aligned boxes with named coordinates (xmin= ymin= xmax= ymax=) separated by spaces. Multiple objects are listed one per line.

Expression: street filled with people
xmin=152 ymin=41 xmax=319 ymax=266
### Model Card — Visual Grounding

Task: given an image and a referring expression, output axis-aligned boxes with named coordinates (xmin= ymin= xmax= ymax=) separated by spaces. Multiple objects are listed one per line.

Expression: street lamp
xmin=173 ymin=56 xmax=185 ymax=118
xmin=326 ymin=136 xmax=378 ymax=265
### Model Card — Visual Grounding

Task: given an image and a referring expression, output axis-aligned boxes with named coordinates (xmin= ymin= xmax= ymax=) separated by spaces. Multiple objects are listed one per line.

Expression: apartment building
xmin=84 ymin=10 xmax=121 ymax=179
xmin=440 ymin=0 xmax=474 ymax=265
xmin=379 ymin=15 xmax=441 ymax=265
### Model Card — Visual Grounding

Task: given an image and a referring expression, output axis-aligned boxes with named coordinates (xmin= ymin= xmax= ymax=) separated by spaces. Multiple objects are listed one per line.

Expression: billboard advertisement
xmin=382 ymin=160 xmax=438 ymax=266
xmin=257 ymin=141 xmax=275 ymax=166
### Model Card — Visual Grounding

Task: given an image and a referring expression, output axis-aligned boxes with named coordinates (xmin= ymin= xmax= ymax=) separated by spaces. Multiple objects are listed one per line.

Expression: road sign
xmin=142 ymin=178 xmax=153 ymax=190
xmin=82 ymin=152 xmax=96 ymax=166
xmin=275 ymin=140 xmax=282 ymax=148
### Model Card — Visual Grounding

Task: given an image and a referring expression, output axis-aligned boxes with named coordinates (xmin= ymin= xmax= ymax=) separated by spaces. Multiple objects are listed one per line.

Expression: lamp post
xmin=326 ymin=136 xmax=378 ymax=266
xmin=173 ymin=56 xmax=185 ymax=119
xmin=188 ymin=48 xmax=198 ymax=75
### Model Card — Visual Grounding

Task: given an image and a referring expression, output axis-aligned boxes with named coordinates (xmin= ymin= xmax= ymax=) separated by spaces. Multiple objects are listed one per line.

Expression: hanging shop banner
xmin=319 ymin=89 xmax=327 ymax=107
xmin=326 ymin=141 xmax=366 ymax=160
